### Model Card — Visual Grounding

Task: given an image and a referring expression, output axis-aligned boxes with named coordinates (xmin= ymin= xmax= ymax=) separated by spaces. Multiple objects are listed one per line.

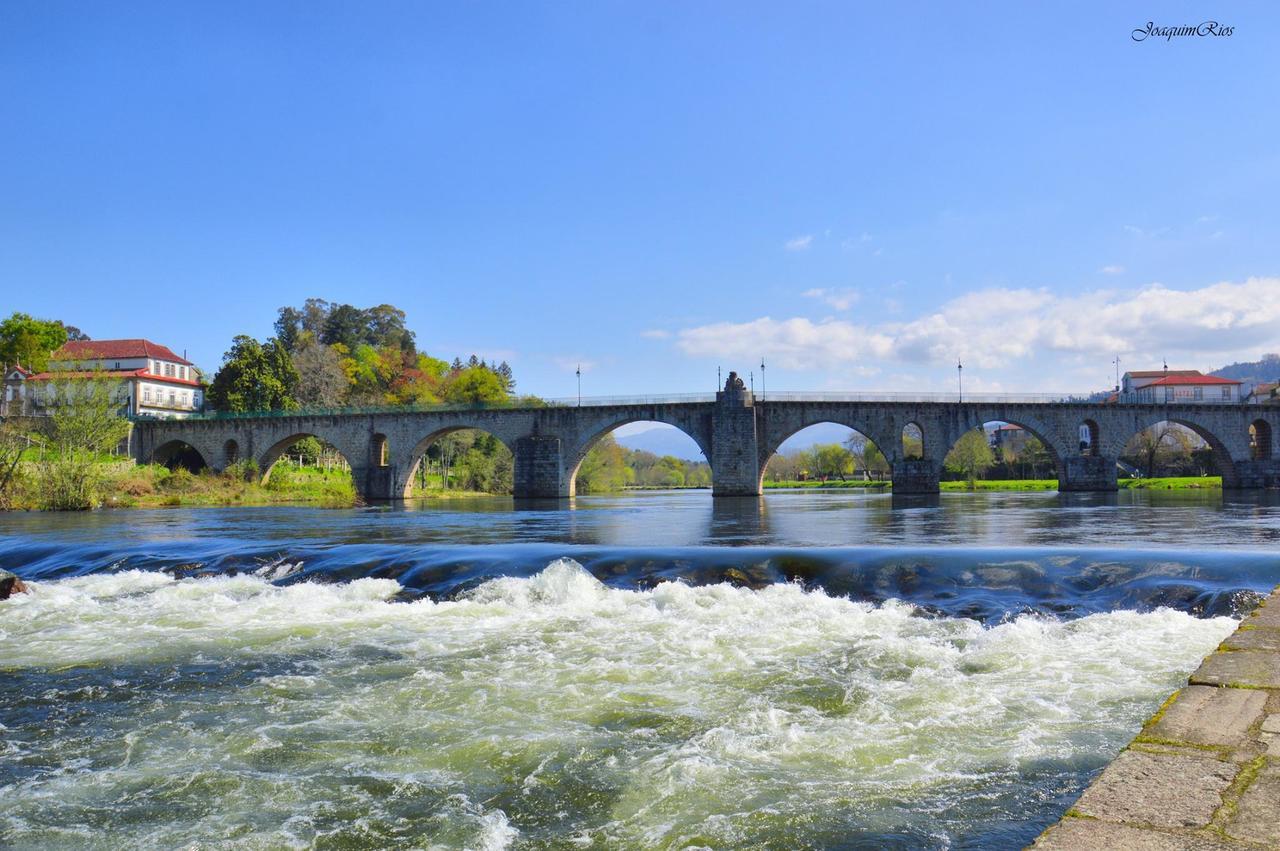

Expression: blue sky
xmin=3 ymin=1 xmax=1279 ymax=399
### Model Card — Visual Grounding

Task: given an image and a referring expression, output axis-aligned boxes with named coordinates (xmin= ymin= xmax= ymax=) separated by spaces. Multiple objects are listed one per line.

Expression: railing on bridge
xmin=134 ymin=390 xmax=1120 ymax=422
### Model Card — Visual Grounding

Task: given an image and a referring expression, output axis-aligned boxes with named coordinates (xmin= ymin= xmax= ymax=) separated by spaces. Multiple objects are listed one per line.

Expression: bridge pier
xmin=1059 ymin=455 xmax=1119 ymax=492
xmin=891 ymin=459 xmax=940 ymax=494
xmin=1234 ymin=458 xmax=1280 ymax=489
xmin=513 ymin=435 xmax=568 ymax=499
xmin=711 ymin=379 xmax=761 ymax=497
xmin=360 ymin=464 xmax=398 ymax=502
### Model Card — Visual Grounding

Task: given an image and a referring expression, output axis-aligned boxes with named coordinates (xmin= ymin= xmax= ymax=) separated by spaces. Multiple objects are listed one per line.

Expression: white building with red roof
xmin=22 ymin=339 xmax=205 ymax=418
xmin=1120 ymin=369 xmax=1241 ymax=404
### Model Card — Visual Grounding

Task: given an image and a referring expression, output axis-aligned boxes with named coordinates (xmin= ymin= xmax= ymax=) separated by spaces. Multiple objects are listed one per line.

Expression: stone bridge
xmin=132 ymin=382 xmax=1280 ymax=501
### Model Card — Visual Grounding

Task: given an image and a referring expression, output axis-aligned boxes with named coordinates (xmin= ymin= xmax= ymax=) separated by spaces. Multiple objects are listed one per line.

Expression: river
xmin=2 ymin=489 xmax=1278 ymax=849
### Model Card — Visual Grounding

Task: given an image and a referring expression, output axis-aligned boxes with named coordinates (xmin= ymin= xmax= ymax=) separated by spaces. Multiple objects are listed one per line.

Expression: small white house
xmin=24 ymin=339 xmax=205 ymax=418
xmin=1120 ymin=369 xmax=1241 ymax=404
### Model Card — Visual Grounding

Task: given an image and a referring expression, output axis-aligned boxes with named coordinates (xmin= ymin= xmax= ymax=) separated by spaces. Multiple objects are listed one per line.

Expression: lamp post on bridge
xmin=957 ymin=359 xmax=963 ymax=403
xmin=576 ymin=364 xmax=581 ymax=407
xmin=760 ymin=358 xmax=765 ymax=401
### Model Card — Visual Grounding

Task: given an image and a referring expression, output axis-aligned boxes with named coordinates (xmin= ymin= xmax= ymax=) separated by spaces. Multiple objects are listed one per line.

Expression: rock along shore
xmin=1032 ymin=584 xmax=1280 ymax=849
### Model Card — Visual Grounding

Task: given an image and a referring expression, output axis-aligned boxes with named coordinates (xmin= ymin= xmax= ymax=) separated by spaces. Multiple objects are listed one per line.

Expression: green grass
xmin=1118 ymin=476 xmax=1222 ymax=489
xmin=763 ymin=479 xmax=891 ymax=489
xmin=764 ymin=476 xmax=1224 ymax=492
xmin=939 ymin=479 xmax=1059 ymax=491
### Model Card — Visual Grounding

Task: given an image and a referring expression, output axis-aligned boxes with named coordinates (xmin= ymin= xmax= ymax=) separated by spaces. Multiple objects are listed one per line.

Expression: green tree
xmin=945 ymin=428 xmax=995 ymax=487
xmin=444 ymin=367 xmax=508 ymax=405
xmin=575 ymin=434 xmax=630 ymax=493
xmin=812 ymin=443 xmax=855 ymax=481
xmin=207 ymin=336 xmax=299 ymax=413
xmin=0 ymin=312 xmax=71 ymax=372
xmin=848 ymin=437 xmax=890 ymax=480
xmin=0 ymin=419 xmax=33 ymax=509
xmin=33 ymin=370 xmax=133 ymax=509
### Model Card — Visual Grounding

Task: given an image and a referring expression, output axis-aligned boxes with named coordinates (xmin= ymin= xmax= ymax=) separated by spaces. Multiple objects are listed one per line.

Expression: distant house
xmin=1120 ymin=369 xmax=1241 ymax=404
xmin=2 ymin=365 xmax=34 ymax=415
xmin=1246 ymin=381 xmax=1279 ymax=405
xmin=19 ymin=339 xmax=204 ymax=418
xmin=988 ymin=423 xmax=1029 ymax=454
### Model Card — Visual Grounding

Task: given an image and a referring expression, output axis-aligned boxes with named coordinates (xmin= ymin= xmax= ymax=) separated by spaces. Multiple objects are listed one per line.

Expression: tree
xmin=273 ymin=306 xmax=305 ymax=352
xmin=575 ymin=434 xmax=630 ymax=493
xmin=0 ymin=419 xmax=32 ymax=509
xmin=444 ymin=367 xmax=508 ymax=405
xmin=1123 ymin=422 xmax=1198 ymax=478
xmin=291 ymin=334 xmax=349 ymax=408
xmin=0 ymin=312 xmax=70 ymax=372
xmin=945 ymin=428 xmax=995 ymax=487
xmin=32 ymin=369 xmax=133 ymax=509
xmin=848 ymin=437 xmax=890 ymax=480
xmin=322 ymin=303 xmax=367 ymax=352
xmin=1018 ymin=437 xmax=1052 ymax=480
xmin=812 ymin=443 xmax=855 ymax=481
xmin=207 ymin=336 xmax=299 ymax=413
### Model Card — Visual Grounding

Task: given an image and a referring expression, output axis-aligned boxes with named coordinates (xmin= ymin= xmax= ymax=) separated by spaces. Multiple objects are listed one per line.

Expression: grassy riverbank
xmin=764 ymin=477 xmax=1224 ymax=491
xmin=3 ymin=462 xmax=359 ymax=510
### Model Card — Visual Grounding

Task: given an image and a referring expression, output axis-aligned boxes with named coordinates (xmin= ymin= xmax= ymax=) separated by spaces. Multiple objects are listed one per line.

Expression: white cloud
xmin=802 ymin=287 xmax=861 ymax=311
xmin=785 ymin=234 xmax=814 ymax=251
xmin=677 ymin=316 xmax=894 ymax=370
xmin=640 ymin=329 xmax=671 ymax=339
xmin=1099 ymin=265 xmax=1125 ymax=275
xmin=674 ymin=277 xmax=1280 ymax=376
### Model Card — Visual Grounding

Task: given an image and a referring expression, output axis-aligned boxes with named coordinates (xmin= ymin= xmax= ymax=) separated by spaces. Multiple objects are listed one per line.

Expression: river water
xmin=2 ymin=490 xmax=1278 ymax=849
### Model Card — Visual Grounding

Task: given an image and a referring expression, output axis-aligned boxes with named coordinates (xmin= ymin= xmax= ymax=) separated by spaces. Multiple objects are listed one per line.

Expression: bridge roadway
xmin=132 ymin=384 xmax=1280 ymax=501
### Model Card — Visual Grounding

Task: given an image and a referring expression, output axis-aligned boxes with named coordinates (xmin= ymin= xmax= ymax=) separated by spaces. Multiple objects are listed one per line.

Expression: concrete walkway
xmin=1032 ymin=585 xmax=1280 ymax=849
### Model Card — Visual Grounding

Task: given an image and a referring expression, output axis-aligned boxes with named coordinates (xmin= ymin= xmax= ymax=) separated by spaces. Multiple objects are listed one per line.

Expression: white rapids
xmin=0 ymin=559 xmax=1236 ymax=849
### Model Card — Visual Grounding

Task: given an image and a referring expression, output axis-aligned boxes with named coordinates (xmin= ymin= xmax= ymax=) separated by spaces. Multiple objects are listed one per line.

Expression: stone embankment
xmin=1033 ymin=585 xmax=1280 ymax=849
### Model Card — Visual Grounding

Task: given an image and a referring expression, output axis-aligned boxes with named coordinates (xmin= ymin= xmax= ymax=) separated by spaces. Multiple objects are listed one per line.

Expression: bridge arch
xmin=1118 ymin=416 xmax=1240 ymax=487
xmin=946 ymin=416 xmax=1068 ymax=485
xmin=257 ymin=432 xmax=356 ymax=485
xmin=1079 ymin=419 xmax=1100 ymax=456
xmin=564 ymin=415 xmax=711 ymax=497
xmin=902 ymin=421 xmax=925 ymax=459
xmin=1250 ymin=419 xmax=1273 ymax=461
xmin=401 ymin=425 xmax=516 ymax=498
xmin=758 ymin=419 xmax=897 ymax=490
xmin=150 ymin=440 xmax=208 ymax=473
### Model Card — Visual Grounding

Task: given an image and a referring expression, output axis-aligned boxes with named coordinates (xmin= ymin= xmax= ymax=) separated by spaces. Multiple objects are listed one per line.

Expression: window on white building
xmin=1222 ymin=387 xmax=1232 ymax=400
xmin=143 ymin=387 xmax=152 ymax=402
xmin=165 ymin=364 xmax=174 ymax=377
xmin=169 ymin=391 xmax=176 ymax=405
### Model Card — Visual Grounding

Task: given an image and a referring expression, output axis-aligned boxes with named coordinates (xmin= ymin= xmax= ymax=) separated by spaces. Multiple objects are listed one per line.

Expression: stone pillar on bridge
xmin=1059 ymin=455 xmax=1119 ymax=492
xmin=891 ymin=459 xmax=940 ymax=494
xmin=711 ymin=373 xmax=761 ymax=497
xmin=513 ymin=435 xmax=567 ymax=498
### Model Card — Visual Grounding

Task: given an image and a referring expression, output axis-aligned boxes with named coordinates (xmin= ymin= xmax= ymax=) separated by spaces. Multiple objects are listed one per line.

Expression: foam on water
xmin=0 ymin=559 xmax=1238 ymax=848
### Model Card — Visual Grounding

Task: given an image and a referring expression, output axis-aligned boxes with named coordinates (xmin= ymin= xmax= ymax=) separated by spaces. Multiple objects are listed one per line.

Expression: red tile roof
xmin=1125 ymin=369 xmax=1203 ymax=378
xmin=53 ymin=339 xmax=193 ymax=366
xmin=1146 ymin=374 xmax=1241 ymax=386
